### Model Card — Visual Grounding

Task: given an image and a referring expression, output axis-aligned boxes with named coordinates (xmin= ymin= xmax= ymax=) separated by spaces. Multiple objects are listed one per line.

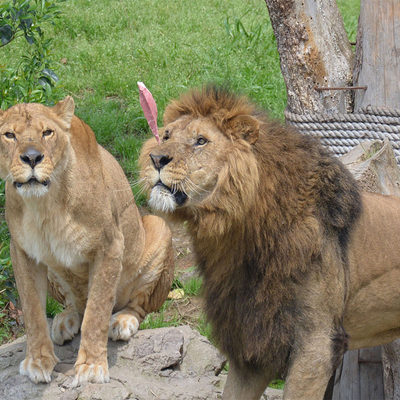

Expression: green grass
xmin=337 ymin=0 xmax=360 ymax=43
xmin=140 ymin=300 xmax=182 ymax=330
xmin=269 ymin=380 xmax=285 ymax=390
xmin=0 ymin=0 xmax=360 ymax=344
xmin=172 ymin=275 xmax=203 ymax=296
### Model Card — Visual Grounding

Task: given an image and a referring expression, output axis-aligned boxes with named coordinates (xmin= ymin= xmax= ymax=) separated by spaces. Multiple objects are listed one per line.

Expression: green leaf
xmin=41 ymin=68 xmax=58 ymax=83
xmin=0 ymin=25 xmax=13 ymax=45
xmin=24 ymin=32 xmax=34 ymax=44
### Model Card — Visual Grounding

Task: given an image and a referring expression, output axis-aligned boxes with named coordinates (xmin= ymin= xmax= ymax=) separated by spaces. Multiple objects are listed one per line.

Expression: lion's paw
xmin=51 ymin=309 xmax=82 ymax=345
xmin=108 ymin=312 xmax=139 ymax=341
xmin=72 ymin=362 xmax=110 ymax=386
xmin=20 ymin=354 xmax=58 ymax=383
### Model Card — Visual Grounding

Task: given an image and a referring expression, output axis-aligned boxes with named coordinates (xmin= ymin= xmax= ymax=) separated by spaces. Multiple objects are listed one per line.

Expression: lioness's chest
xmin=19 ymin=208 xmax=89 ymax=268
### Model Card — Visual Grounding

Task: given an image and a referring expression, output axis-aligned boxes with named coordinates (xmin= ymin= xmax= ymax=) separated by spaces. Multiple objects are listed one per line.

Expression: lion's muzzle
xmin=149 ymin=181 xmax=188 ymax=212
xmin=150 ymin=153 xmax=173 ymax=170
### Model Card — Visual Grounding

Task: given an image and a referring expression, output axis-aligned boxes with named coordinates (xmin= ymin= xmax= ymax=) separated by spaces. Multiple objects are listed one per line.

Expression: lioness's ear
xmin=228 ymin=115 xmax=260 ymax=144
xmin=53 ymin=96 xmax=75 ymax=129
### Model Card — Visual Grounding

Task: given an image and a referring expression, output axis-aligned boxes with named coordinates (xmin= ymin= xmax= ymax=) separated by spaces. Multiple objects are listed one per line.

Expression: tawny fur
xmin=139 ymin=86 xmax=400 ymax=400
xmin=0 ymin=99 xmax=174 ymax=385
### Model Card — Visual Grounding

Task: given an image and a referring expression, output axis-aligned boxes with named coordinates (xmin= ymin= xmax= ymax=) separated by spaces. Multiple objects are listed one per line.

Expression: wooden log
xmin=264 ymin=0 xmax=353 ymax=114
xmin=332 ymin=350 xmax=360 ymax=400
xmin=382 ymin=341 xmax=400 ymax=399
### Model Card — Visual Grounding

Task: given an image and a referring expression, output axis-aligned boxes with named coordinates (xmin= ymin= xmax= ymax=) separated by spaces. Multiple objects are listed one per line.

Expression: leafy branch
xmin=0 ymin=0 xmax=64 ymax=109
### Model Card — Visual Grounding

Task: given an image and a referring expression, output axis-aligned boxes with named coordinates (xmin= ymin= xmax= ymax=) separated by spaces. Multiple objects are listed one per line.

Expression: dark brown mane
xmin=162 ymin=86 xmax=362 ymax=375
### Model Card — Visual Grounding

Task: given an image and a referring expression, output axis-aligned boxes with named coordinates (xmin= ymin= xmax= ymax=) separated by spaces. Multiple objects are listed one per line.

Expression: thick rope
xmin=285 ymin=106 xmax=400 ymax=163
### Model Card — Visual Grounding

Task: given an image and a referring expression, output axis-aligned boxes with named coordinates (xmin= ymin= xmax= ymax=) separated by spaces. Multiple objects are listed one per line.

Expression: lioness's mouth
xmin=14 ymin=177 xmax=50 ymax=188
xmin=155 ymin=181 xmax=188 ymax=206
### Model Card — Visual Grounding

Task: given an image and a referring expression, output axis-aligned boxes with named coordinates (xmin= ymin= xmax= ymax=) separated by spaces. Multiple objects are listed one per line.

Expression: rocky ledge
xmin=0 ymin=325 xmax=282 ymax=400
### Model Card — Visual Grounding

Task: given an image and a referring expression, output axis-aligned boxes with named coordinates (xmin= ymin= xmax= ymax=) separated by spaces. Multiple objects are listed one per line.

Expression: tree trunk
xmin=264 ymin=0 xmax=353 ymax=114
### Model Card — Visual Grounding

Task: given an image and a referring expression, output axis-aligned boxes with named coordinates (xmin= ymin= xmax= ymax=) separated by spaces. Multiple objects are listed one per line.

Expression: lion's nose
xmin=20 ymin=148 xmax=44 ymax=169
xmin=150 ymin=153 xmax=173 ymax=170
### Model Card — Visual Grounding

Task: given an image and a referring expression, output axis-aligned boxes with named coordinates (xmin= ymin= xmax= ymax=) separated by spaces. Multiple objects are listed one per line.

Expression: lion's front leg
xmin=222 ymin=361 xmax=272 ymax=400
xmin=73 ymin=232 xmax=124 ymax=386
xmin=283 ymin=327 xmax=344 ymax=400
xmin=11 ymin=242 xmax=59 ymax=383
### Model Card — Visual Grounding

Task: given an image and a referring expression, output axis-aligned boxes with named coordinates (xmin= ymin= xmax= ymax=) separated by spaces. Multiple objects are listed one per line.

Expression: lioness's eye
xmin=43 ymin=129 xmax=53 ymax=137
xmin=4 ymin=132 xmax=15 ymax=140
xmin=196 ymin=136 xmax=208 ymax=146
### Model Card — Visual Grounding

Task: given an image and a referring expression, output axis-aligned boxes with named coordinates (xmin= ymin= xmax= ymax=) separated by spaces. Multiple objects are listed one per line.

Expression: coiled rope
xmin=285 ymin=106 xmax=400 ymax=163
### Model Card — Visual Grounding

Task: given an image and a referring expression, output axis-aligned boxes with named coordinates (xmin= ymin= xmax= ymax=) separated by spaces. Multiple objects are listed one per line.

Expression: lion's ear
xmin=228 ymin=115 xmax=260 ymax=144
xmin=53 ymin=96 xmax=75 ymax=129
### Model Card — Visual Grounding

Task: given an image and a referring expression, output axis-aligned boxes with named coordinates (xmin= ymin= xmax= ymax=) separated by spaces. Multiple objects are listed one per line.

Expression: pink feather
xmin=137 ymin=82 xmax=160 ymax=144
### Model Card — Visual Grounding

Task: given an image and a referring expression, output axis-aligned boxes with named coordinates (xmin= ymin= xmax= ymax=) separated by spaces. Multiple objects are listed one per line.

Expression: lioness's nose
xmin=150 ymin=153 xmax=173 ymax=170
xmin=20 ymin=148 xmax=44 ymax=169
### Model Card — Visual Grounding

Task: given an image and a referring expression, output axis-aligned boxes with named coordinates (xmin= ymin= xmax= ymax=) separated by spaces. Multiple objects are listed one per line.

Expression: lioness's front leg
xmin=11 ymin=242 xmax=59 ymax=383
xmin=73 ymin=232 xmax=124 ymax=386
xmin=109 ymin=215 xmax=174 ymax=341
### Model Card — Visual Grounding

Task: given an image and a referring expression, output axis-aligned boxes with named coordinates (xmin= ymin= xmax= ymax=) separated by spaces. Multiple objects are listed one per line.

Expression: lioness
xmin=0 ymin=97 xmax=174 ymax=385
xmin=139 ymin=86 xmax=400 ymax=400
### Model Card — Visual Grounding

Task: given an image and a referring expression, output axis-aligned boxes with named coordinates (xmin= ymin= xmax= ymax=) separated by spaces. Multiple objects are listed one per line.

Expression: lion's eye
xmin=163 ymin=130 xmax=170 ymax=141
xmin=4 ymin=132 xmax=15 ymax=140
xmin=196 ymin=136 xmax=208 ymax=146
xmin=42 ymin=129 xmax=53 ymax=137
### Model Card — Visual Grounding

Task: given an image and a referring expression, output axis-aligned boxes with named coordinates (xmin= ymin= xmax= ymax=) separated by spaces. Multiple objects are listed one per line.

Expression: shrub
xmin=0 ymin=0 xmax=64 ymax=109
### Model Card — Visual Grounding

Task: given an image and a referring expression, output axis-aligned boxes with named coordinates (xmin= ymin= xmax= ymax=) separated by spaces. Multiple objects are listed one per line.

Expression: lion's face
xmin=140 ymin=115 xmax=233 ymax=212
xmin=139 ymin=97 xmax=260 ymax=214
xmin=0 ymin=98 xmax=74 ymax=198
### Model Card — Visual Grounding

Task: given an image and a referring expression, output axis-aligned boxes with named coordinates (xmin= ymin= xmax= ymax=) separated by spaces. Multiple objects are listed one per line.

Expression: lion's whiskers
xmin=183 ymin=177 xmax=209 ymax=199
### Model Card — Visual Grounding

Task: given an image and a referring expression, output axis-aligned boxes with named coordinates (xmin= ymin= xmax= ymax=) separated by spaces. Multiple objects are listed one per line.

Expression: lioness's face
xmin=140 ymin=115 xmax=232 ymax=212
xmin=0 ymin=98 xmax=74 ymax=198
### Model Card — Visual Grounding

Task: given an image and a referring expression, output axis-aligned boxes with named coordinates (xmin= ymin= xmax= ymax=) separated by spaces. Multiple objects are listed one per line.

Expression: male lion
xmin=139 ymin=86 xmax=400 ymax=400
xmin=0 ymin=98 xmax=174 ymax=385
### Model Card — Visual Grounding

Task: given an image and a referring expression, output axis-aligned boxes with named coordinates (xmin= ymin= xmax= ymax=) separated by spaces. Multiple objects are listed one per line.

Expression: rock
xmin=0 ymin=324 xmax=284 ymax=399
xmin=263 ymin=388 xmax=284 ymax=400
xmin=0 ymin=325 xmax=227 ymax=400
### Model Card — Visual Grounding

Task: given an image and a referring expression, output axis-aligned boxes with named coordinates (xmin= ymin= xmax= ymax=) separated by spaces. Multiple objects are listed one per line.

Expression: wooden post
xmin=353 ymin=1 xmax=400 ymax=399
xmin=353 ymin=0 xmax=400 ymax=110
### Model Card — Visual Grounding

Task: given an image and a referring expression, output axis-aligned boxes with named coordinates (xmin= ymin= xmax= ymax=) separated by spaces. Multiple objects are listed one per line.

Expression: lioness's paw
xmin=72 ymin=362 xmax=110 ymax=386
xmin=51 ymin=309 xmax=82 ymax=345
xmin=20 ymin=354 xmax=58 ymax=383
xmin=108 ymin=313 xmax=139 ymax=341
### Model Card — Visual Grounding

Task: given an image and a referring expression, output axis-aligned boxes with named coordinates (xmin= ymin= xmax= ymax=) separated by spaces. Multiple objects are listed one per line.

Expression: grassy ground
xmin=45 ymin=0 xmax=287 ymax=196
xmin=0 ymin=0 xmax=359 ymax=355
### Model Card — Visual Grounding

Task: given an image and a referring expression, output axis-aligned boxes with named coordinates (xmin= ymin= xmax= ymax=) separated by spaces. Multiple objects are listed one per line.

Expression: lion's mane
xmin=164 ymin=87 xmax=361 ymax=374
